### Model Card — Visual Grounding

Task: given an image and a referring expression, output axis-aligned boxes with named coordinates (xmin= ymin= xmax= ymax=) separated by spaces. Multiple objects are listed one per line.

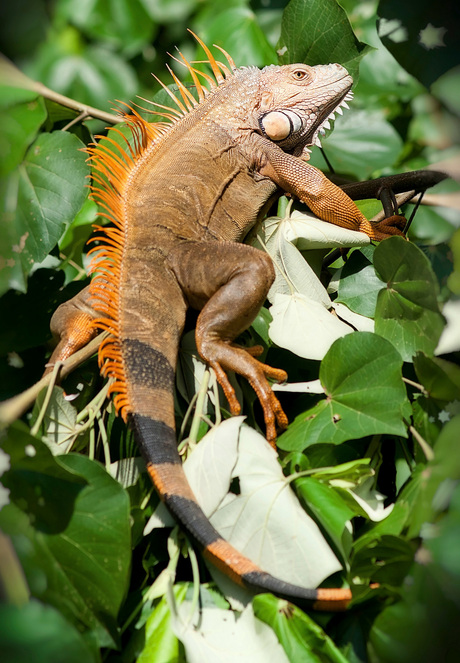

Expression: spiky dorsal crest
xmin=86 ymin=33 xmax=236 ymax=421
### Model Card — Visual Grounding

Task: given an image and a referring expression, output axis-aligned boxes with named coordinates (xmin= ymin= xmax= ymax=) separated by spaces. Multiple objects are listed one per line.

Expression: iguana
xmin=46 ymin=33 xmax=405 ymax=611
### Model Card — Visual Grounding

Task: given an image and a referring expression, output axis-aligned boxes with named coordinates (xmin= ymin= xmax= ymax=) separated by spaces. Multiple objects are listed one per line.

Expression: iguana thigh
xmin=168 ymin=240 xmax=288 ymax=445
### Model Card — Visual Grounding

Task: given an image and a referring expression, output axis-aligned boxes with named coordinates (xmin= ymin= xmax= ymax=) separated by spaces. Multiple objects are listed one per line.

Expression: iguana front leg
xmin=258 ymin=140 xmax=406 ymax=241
xmin=168 ymin=241 xmax=288 ymax=446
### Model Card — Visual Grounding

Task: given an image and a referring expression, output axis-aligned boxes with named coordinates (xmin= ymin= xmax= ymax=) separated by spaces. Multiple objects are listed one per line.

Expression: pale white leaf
xmin=144 ymin=417 xmax=244 ymax=534
xmin=108 ymin=456 xmax=145 ymax=488
xmin=183 ymin=417 xmax=242 ymax=516
xmin=176 ymin=330 xmax=212 ymax=407
xmin=209 ymin=424 xmax=342 ymax=590
xmin=148 ymin=419 xmax=341 ymax=597
xmin=268 ymin=292 xmax=353 ymax=360
xmin=266 ymin=224 xmax=331 ymax=306
xmin=333 ymin=302 xmax=375 ymax=332
xmin=285 ymin=210 xmax=371 ymax=250
xmin=171 ymin=601 xmax=289 ymax=663
xmin=436 ymin=297 xmax=460 ymax=354
xmin=343 ymin=478 xmax=394 ymax=522
xmin=272 ymin=379 xmax=324 ymax=394
xmin=144 ymin=502 xmax=174 ymax=533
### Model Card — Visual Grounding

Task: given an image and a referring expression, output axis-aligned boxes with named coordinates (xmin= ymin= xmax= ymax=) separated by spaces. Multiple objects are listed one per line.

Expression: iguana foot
xmin=44 ymin=285 xmax=99 ymax=376
xmin=361 ymin=214 xmax=407 ymax=241
xmin=207 ymin=346 xmax=288 ymax=447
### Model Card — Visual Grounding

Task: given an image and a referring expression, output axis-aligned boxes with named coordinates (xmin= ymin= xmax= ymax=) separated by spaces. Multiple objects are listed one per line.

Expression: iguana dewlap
xmin=47 ymin=34 xmax=404 ymax=611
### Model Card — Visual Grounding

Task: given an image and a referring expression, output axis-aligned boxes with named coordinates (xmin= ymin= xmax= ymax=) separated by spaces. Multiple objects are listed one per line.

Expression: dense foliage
xmin=0 ymin=1 xmax=459 ymax=662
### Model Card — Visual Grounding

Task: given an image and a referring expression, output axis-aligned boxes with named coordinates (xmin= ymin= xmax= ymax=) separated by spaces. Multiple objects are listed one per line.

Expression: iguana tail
xmin=133 ymin=412 xmax=351 ymax=611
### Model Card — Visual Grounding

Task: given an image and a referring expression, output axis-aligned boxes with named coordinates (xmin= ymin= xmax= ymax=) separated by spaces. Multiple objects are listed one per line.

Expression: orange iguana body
xmin=47 ymin=34 xmax=404 ymax=611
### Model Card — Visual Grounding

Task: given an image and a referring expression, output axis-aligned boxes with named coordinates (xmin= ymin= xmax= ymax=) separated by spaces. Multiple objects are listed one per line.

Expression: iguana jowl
xmin=47 ymin=34 xmax=404 ymax=611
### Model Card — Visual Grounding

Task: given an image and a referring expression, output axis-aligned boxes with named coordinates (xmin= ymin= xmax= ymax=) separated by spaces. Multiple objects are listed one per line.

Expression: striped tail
xmin=132 ymin=413 xmax=352 ymax=611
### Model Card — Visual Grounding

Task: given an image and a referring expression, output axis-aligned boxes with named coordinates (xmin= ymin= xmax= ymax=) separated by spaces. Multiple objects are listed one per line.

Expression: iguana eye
xmin=291 ymin=69 xmax=310 ymax=81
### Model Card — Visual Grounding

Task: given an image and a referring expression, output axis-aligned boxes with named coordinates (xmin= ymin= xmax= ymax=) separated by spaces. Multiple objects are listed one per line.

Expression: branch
xmin=0 ymin=55 xmax=120 ymax=125
xmin=0 ymin=333 xmax=107 ymax=428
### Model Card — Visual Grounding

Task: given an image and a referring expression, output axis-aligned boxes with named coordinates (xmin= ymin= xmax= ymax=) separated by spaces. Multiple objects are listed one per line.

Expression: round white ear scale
xmin=261 ymin=110 xmax=301 ymax=140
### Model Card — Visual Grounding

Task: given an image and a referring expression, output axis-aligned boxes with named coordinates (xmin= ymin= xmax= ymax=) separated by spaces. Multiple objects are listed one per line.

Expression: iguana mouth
xmin=307 ymin=89 xmax=354 ymax=150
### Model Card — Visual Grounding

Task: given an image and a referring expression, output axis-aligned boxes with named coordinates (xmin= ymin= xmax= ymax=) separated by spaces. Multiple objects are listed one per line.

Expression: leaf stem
xmin=30 ymin=361 xmax=63 ymax=437
xmin=409 ymin=425 xmax=435 ymax=461
xmin=403 ymin=377 xmax=428 ymax=396
xmin=188 ymin=368 xmax=210 ymax=447
xmin=184 ymin=544 xmax=201 ymax=627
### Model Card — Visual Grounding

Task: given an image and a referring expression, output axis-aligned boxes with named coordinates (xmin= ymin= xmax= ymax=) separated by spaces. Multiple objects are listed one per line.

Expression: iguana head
xmin=255 ymin=63 xmax=353 ymax=157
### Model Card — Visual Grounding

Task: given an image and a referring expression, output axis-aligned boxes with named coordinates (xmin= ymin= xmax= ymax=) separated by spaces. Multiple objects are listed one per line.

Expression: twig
xmin=0 ymin=333 xmax=107 ymax=427
xmin=0 ymin=54 xmax=120 ymax=125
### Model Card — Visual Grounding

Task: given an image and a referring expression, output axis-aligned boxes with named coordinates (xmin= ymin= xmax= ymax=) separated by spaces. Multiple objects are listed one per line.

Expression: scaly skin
xmin=46 ymin=36 xmax=404 ymax=610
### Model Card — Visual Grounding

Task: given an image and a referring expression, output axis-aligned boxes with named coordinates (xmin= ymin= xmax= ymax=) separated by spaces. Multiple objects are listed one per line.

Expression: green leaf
xmin=1 ymin=428 xmax=131 ymax=647
xmin=308 ymin=110 xmax=404 ymax=180
xmin=406 ymin=415 xmax=460 ymax=539
xmin=26 ymin=42 xmax=138 ymax=114
xmin=0 ymin=87 xmax=46 ymax=176
xmin=351 ymin=534 xmax=415 ymax=586
xmin=295 ymin=477 xmax=354 ymax=565
xmin=337 ymin=246 xmax=383 ymax=318
xmin=137 ymin=584 xmax=188 ymax=663
xmin=369 ymin=556 xmax=460 ymax=663
xmin=57 ymin=0 xmax=156 ymax=57
xmin=0 ymin=131 xmax=89 ymax=295
xmin=369 ymin=484 xmax=460 ymax=663
xmin=198 ymin=6 xmax=277 ymax=68
xmin=408 ymin=203 xmax=456 ymax=245
xmin=253 ymin=594 xmax=350 ymax=663
xmin=142 ymin=0 xmax=198 ymax=23
xmin=0 ymin=600 xmax=98 ymax=663
xmin=278 ymin=332 xmax=409 ymax=451
xmin=448 ymin=228 xmax=460 ymax=294
xmin=1 ymin=423 xmax=87 ymax=533
xmin=413 ymin=353 xmax=460 ymax=402
xmin=374 ymin=237 xmax=445 ymax=361
xmin=277 ymin=0 xmax=370 ymax=80
xmin=377 ymin=0 xmax=459 ymax=88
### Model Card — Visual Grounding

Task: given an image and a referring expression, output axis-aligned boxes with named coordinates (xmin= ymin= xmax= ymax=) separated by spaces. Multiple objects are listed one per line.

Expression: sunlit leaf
xmin=0 ymin=131 xmax=89 ymax=295
xmin=0 ymin=87 xmax=46 ymax=176
xmin=278 ymin=0 xmax=370 ymax=80
xmin=268 ymin=292 xmax=353 ymax=361
xmin=137 ymin=584 xmax=188 ymax=663
xmin=278 ymin=332 xmax=410 ymax=451
xmin=374 ymin=237 xmax=445 ymax=361
xmin=208 ymin=422 xmax=342 ymax=591
xmin=254 ymin=594 xmax=350 ymax=663
xmin=0 ymin=428 xmax=131 ymax=647
xmin=0 ymin=600 xmax=98 ymax=663
xmin=171 ymin=594 xmax=289 ymax=663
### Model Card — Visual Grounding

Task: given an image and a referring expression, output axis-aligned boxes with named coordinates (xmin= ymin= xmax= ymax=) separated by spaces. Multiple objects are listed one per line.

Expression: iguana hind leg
xmin=44 ymin=285 xmax=99 ymax=375
xmin=168 ymin=241 xmax=288 ymax=446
